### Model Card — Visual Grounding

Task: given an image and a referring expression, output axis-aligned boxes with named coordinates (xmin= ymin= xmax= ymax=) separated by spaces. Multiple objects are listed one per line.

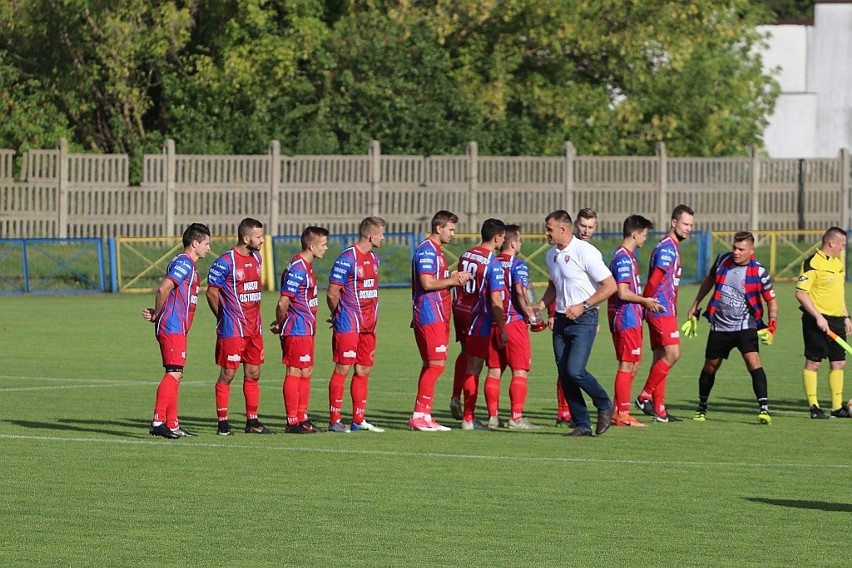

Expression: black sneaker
xmin=285 ymin=422 xmax=310 ymax=434
xmin=810 ymin=405 xmax=829 ymax=420
xmin=301 ymin=420 xmax=324 ymax=433
xmin=634 ymin=397 xmax=655 ymax=417
xmin=217 ymin=420 xmax=233 ymax=436
xmin=653 ymin=412 xmax=682 ymax=423
xmin=245 ymin=420 xmax=274 ymax=434
xmin=830 ymin=406 xmax=851 ymax=418
xmin=171 ymin=426 xmax=196 ymax=437
xmin=149 ymin=423 xmax=180 ymax=439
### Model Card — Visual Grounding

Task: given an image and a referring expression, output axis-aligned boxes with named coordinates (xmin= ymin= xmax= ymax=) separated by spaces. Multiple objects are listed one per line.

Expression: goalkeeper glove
xmin=758 ymin=319 xmax=777 ymax=346
xmin=681 ymin=315 xmax=698 ymax=338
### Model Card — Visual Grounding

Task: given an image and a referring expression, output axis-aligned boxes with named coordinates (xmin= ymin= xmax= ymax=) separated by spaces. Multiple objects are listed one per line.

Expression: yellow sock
xmin=829 ymin=369 xmax=844 ymax=410
xmin=803 ymin=369 xmax=819 ymax=407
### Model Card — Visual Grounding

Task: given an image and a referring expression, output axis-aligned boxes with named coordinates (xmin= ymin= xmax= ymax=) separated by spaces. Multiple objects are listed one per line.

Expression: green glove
xmin=681 ymin=308 xmax=701 ymax=339
xmin=681 ymin=316 xmax=698 ymax=338
xmin=757 ymin=329 xmax=774 ymax=345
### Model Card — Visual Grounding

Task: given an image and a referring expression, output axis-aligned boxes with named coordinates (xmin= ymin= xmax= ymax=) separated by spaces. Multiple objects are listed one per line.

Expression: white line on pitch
xmin=0 ymin=433 xmax=848 ymax=469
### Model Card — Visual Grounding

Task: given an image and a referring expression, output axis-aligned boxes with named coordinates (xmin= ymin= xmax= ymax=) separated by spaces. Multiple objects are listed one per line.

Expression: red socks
xmin=614 ymin=370 xmax=635 ymax=413
xmin=509 ymin=375 xmax=527 ymax=421
xmin=641 ymin=359 xmax=672 ymax=415
xmin=243 ymin=378 xmax=259 ymax=421
xmin=351 ymin=374 xmax=368 ymax=424
xmin=297 ymin=375 xmax=311 ymax=422
xmin=328 ymin=371 xmax=347 ymax=423
xmin=452 ymin=353 xmax=467 ymax=399
xmin=283 ymin=374 xmax=300 ymax=425
xmin=462 ymin=373 xmax=479 ymax=421
xmin=556 ymin=378 xmax=571 ymax=420
xmin=485 ymin=376 xmax=501 ymax=417
xmin=154 ymin=373 xmax=180 ymax=429
xmin=414 ymin=364 xmax=444 ymax=415
xmin=215 ymin=382 xmax=230 ymax=422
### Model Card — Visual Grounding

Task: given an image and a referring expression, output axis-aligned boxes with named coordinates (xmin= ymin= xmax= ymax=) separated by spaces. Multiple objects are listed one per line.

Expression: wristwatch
xmin=582 ymin=301 xmax=591 ymax=310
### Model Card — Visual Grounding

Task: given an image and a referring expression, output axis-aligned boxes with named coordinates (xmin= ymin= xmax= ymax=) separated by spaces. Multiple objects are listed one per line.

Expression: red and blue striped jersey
xmin=497 ymin=253 xmax=528 ymax=323
xmin=646 ymin=235 xmax=681 ymax=318
xmin=411 ymin=237 xmax=451 ymax=327
xmin=453 ymin=245 xmax=495 ymax=324
xmin=468 ymin=256 xmax=507 ymax=337
xmin=207 ymin=248 xmax=263 ymax=338
xmin=329 ymin=246 xmax=380 ymax=333
xmin=156 ymin=252 xmax=199 ymax=336
xmin=607 ymin=245 xmax=643 ymax=331
xmin=279 ymin=253 xmax=318 ymax=337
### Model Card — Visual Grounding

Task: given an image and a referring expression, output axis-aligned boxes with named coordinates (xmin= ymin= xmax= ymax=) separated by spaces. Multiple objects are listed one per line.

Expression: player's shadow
xmin=7 ymin=418 xmax=147 ymax=438
xmin=746 ymin=497 xmax=852 ymax=513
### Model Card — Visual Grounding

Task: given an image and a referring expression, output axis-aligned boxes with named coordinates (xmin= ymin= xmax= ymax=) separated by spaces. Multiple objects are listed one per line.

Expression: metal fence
xmin=1 ymin=139 xmax=850 ymax=241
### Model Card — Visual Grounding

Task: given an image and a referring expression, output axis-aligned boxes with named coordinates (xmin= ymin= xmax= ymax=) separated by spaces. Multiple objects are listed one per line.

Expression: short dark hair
xmin=545 ymin=210 xmax=573 ymax=225
xmin=238 ymin=217 xmax=263 ymax=238
xmin=182 ymin=223 xmax=211 ymax=248
xmin=480 ymin=218 xmax=506 ymax=242
xmin=576 ymin=208 xmax=597 ymax=221
xmin=671 ymin=204 xmax=694 ymax=221
xmin=359 ymin=216 xmax=386 ymax=237
xmin=501 ymin=224 xmax=521 ymax=251
xmin=822 ymin=226 xmax=847 ymax=246
xmin=622 ymin=215 xmax=654 ymax=238
xmin=301 ymin=226 xmax=329 ymax=250
xmin=733 ymin=231 xmax=754 ymax=245
xmin=431 ymin=210 xmax=459 ymax=233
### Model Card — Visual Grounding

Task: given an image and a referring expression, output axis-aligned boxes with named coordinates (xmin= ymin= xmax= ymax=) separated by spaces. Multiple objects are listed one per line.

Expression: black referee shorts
xmin=802 ymin=312 xmax=847 ymax=362
xmin=705 ymin=329 xmax=759 ymax=360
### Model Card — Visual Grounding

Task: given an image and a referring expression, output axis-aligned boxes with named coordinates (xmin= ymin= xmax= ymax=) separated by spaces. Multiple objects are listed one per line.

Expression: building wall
xmin=761 ymin=2 xmax=852 ymax=157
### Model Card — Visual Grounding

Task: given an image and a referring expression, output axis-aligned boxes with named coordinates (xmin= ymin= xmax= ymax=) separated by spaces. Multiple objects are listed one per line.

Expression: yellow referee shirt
xmin=796 ymin=249 xmax=846 ymax=316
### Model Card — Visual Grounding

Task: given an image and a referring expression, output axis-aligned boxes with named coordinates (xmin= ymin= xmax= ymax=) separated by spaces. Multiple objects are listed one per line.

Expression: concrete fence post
xmin=56 ymin=138 xmax=68 ymax=238
xmin=269 ymin=140 xmax=281 ymax=234
xmin=467 ymin=141 xmax=479 ymax=230
xmin=656 ymin=142 xmax=668 ymax=231
xmin=369 ymin=140 xmax=381 ymax=217
xmin=564 ymin=141 xmax=576 ymax=217
xmin=750 ymin=146 xmax=761 ymax=230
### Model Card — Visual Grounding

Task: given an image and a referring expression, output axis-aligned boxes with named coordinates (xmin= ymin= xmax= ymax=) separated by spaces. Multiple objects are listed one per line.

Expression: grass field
xmin=2 ymin=283 xmax=852 ymax=567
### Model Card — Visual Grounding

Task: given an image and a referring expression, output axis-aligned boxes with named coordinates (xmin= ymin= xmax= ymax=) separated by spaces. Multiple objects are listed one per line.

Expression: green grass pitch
xmin=2 ymin=283 xmax=852 ymax=567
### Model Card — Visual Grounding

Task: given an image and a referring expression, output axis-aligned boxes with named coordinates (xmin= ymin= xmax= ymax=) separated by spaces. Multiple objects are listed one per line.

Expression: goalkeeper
xmin=684 ymin=231 xmax=778 ymax=424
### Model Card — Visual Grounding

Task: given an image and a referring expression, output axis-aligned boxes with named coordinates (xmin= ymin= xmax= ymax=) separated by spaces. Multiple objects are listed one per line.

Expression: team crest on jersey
xmin=357 ymin=266 xmax=365 ymax=278
xmin=563 ymin=255 xmax=571 ymax=264
xmin=235 ymin=269 xmax=245 ymax=280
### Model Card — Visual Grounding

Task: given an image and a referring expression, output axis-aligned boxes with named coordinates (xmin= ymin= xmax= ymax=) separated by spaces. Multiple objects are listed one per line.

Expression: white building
xmin=760 ymin=1 xmax=852 ymax=157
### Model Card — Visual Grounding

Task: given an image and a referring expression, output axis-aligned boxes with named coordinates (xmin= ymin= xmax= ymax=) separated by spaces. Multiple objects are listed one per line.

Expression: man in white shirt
xmin=539 ymin=210 xmax=618 ymax=436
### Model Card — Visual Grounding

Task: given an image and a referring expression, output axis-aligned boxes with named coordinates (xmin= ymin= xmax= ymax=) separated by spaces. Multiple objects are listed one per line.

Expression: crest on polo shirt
xmin=563 ymin=255 xmax=571 ymax=264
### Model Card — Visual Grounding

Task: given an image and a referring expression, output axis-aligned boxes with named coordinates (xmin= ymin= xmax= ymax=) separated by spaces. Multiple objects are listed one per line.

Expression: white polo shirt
xmin=546 ymin=237 xmax=612 ymax=314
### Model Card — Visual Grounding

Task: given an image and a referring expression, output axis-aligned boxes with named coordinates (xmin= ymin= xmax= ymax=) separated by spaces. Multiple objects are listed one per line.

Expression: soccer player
xmin=271 ymin=226 xmax=329 ymax=434
xmin=449 ymin=218 xmax=506 ymax=422
xmin=539 ymin=210 xmax=617 ymax=437
xmin=553 ymin=207 xmax=598 ymax=426
xmin=634 ymin=204 xmax=694 ymax=423
xmin=608 ymin=215 xmax=661 ymax=427
xmin=484 ymin=224 xmax=539 ymax=430
xmin=206 ymin=217 xmax=272 ymax=436
xmin=408 ymin=211 xmax=471 ymax=432
xmin=685 ymin=231 xmax=777 ymax=423
xmin=794 ymin=227 xmax=852 ymax=419
xmin=455 ymin=218 xmax=507 ymax=430
xmin=326 ymin=216 xmax=386 ymax=433
xmin=143 ymin=223 xmax=211 ymax=439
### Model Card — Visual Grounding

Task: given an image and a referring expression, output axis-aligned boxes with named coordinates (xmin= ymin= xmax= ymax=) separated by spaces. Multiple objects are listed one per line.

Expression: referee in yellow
xmin=795 ymin=227 xmax=852 ymax=419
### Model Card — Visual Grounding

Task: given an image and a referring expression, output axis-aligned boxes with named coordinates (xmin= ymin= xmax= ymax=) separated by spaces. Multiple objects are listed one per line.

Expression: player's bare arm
xmin=490 ymin=290 xmax=508 ymax=347
xmin=617 ymin=282 xmax=663 ymax=313
xmin=143 ymin=277 xmax=176 ymax=322
xmin=687 ymin=272 xmax=716 ymax=319
xmin=419 ymin=270 xmax=470 ymax=291
xmin=205 ymin=285 xmax=221 ymax=318
xmin=326 ymin=282 xmax=342 ymax=314
xmin=271 ymin=295 xmax=291 ymax=334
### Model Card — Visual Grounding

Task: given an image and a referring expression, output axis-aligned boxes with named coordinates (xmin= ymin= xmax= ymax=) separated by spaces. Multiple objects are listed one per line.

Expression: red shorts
xmin=414 ymin=322 xmax=451 ymax=362
xmin=157 ymin=334 xmax=187 ymax=368
xmin=281 ymin=335 xmax=316 ymax=369
xmin=332 ymin=331 xmax=376 ymax=366
xmin=611 ymin=326 xmax=644 ymax=363
xmin=215 ymin=334 xmax=264 ymax=369
xmin=453 ymin=309 xmax=471 ymax=344
xmin=466 ymin=331 xmax=493 ymax=360
xmin=647 ymin=316 xmax=680 ymax=349
xmin=487 ymin=320 xmax=530 ymax=371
